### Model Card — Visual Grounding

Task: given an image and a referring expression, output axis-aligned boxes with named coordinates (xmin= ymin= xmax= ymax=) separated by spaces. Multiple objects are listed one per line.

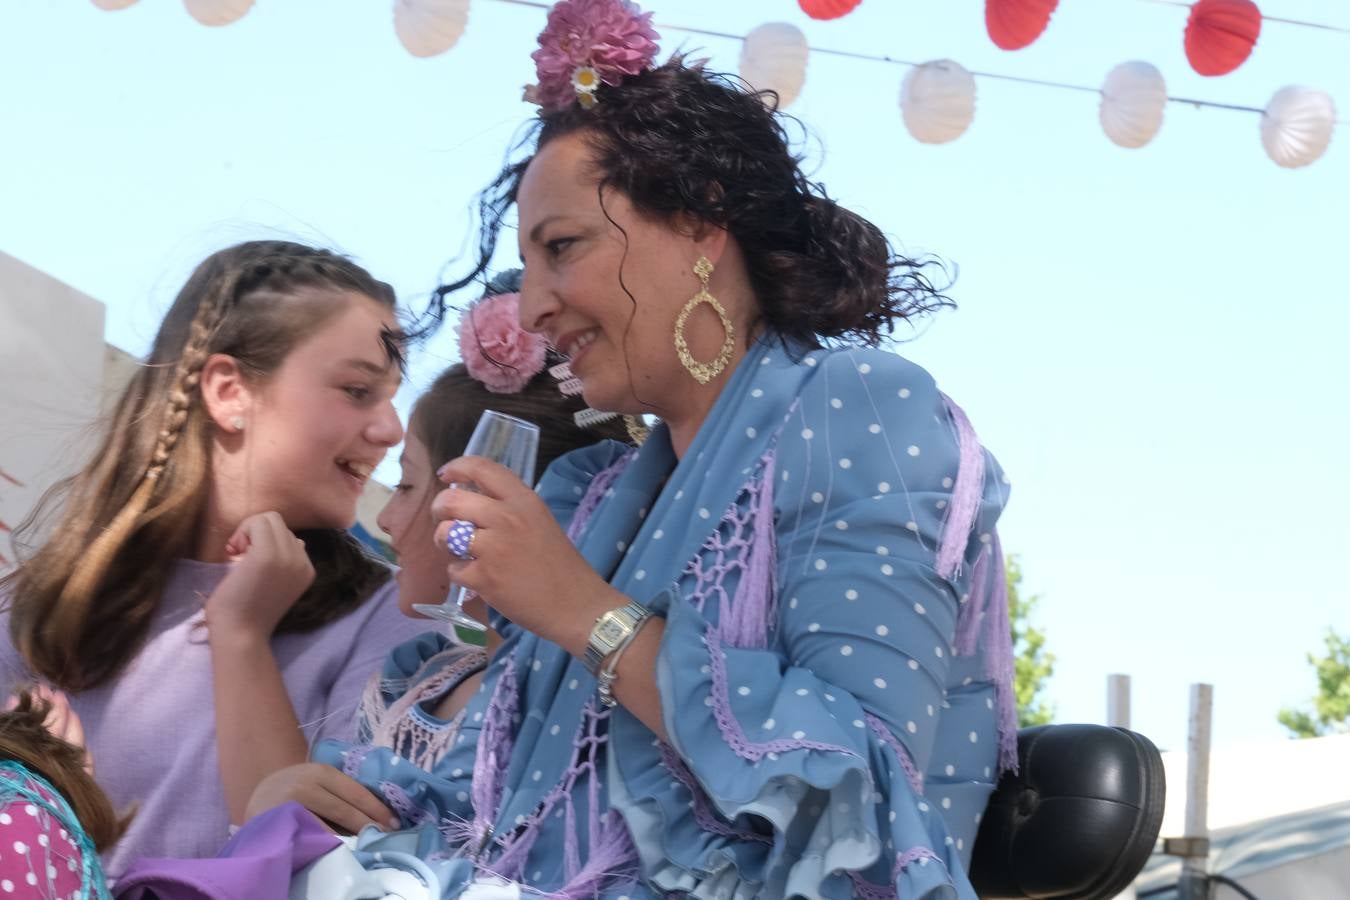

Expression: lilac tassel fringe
xmin=984 ymin=533 xmax=1019 ymax=774
xmin=540 ymin=812 xmax=638 ymax=900
xmin=935 ymin=395 xmax=985 ymax=582
xmin=567 ymin=450 xmax=636 ymax=543
xmin=954 ymin=546 xmax=992 ymax=657
xmin=717 ymin=452 xmax=778 ymax=650
xmin=467 ymin=657 xmax=518 ymax=858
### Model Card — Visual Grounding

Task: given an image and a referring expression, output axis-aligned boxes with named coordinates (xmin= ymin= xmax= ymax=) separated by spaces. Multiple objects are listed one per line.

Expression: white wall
xmin=0 ymin=251 xmax=106 ymax=571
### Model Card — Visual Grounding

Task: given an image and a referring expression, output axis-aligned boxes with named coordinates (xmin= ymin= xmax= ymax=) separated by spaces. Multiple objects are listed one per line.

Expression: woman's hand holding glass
xmin=430 ymin=455 xmax=625 ymax=654
xmin=413 ymin=410 xmax=540 ymax=631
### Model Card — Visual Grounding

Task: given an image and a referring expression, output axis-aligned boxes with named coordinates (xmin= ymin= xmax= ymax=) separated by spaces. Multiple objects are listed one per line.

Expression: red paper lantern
xmin=798 ymin=0 xmax=862 ymax=21
xmin=1184 ymin=0 xmax=1262 ymax=76
xmin=985 ymin=0 xmax=1059 ymax=51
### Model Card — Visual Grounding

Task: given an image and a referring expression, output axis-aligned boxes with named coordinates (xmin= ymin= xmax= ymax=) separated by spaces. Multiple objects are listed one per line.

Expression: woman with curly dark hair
xmin=251 ymin=3 xmax=1015 ymax=898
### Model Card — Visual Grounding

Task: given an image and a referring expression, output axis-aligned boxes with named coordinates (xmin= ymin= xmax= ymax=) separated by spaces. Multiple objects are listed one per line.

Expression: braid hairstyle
xmin=2 ymin=240 xmax=403 ymax=691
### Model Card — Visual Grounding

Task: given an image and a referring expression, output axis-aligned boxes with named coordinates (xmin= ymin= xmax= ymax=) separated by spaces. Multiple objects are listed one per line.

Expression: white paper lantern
xmin=1099 ymin=61 xmax=1167 ymax=149
xmin=92 ymin=0 xmax=139 ymax=10
xmin=1261 ymin=86 xmax=1336 ymax=169
xmin=394 ymin=0 xmax=471 ymax=59
xmin=184 ymin=0 xmax=253 ymax=27
xmin=900 ymin=60 xmax=976 ymax=145
xmin=739 ymin=23 xmax=809 ymax=109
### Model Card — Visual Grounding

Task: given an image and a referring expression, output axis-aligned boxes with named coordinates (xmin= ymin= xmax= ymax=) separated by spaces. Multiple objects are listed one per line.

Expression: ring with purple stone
xmin=445 ymin=519 xmax=478 ymax=560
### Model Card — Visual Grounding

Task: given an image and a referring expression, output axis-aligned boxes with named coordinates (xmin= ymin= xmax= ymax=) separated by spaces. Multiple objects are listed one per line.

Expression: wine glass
xmin=413 ymin=410 xmax=540 ymax=633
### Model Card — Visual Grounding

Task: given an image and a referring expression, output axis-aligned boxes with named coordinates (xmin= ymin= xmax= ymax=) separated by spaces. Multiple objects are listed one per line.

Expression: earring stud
xmin=229 ymin=416 xmax=245 ymax=432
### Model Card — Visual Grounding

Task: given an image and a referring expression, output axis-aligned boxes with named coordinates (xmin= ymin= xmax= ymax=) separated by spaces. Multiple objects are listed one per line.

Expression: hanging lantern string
xmin=1135 ymin=0 xmax=1350 ymax=36
xmin=486 ymin=0 xmax=1343 ymax=126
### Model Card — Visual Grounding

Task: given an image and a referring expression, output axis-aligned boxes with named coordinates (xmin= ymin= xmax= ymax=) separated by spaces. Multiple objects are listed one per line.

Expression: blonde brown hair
xmin=2 ymin=240 xmax=403 ymax=690
xmin=0 ymin=690 xmax=128 ymax=851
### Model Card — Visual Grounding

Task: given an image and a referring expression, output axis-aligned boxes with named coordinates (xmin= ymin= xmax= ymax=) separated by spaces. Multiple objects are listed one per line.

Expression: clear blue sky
xmin=2 ymin=0 xmax=1346 ymax=752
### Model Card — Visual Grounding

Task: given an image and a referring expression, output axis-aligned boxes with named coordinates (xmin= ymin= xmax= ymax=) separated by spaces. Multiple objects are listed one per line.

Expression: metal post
xmin=1107 ymin=674 xmax=1131 ymax=729
xmin=1176 ymin=683 xmax=1214 ymax=900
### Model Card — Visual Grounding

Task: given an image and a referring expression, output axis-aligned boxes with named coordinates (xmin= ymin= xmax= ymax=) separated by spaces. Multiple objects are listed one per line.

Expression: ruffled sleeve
xmin=630 ymin=349 xmax=1005 ymax=900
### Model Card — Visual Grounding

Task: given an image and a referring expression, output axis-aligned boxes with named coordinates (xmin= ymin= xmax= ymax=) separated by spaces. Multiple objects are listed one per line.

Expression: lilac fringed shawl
xmin=938 ymin=394 xmax=1019 ymax=773
xmin=446 ymin=335 xmax=1013 ymax=899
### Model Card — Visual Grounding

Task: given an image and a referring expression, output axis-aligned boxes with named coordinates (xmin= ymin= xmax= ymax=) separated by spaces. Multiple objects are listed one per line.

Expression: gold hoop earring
xmin=673 ymin=257 xmax=735 ymax=385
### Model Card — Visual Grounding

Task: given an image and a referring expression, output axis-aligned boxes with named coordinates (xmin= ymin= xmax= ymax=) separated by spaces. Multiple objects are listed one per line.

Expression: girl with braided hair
xmin=0 ymin=240 xmax=425 ymax=879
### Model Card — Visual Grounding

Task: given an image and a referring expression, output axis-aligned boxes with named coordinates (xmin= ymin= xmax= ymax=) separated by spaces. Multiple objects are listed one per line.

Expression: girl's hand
xmin=430 ymin=456 xmax=624 ymax=655
xmin=245 ymin=762 xmax=399 ymax=835
xmin=206 ymin=511 xmax=315 ymax=641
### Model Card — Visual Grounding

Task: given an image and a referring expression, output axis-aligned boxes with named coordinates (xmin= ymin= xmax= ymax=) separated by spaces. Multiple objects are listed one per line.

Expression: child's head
xmin=5 ymin=240 xmax=404 ymax=689
xmin=190 ymin=250 xmax=404 ymax=532
xmin=0 ymin=690 xmax=127 ymax=852
xmin=378 ymin=273 xmax=628 ymax=615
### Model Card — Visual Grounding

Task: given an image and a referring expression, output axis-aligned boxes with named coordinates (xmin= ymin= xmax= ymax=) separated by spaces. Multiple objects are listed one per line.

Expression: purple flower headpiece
xmin=524 ymin=0 xmax=660 ymax=113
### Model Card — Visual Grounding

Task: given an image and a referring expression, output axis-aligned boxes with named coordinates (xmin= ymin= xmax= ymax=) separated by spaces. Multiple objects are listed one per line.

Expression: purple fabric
xmin=935 ymin=393 xmax=986 ymax=582
xmin=954 ymin=544 xmax=992 ymax=657
xmin=659 ymin=743 xmax=770 ymax=844
xmin=112 ymin=802 xmax=340 ymax=900
xmin=379 ymin=781 xmax=436 ymax=827
xmin=565 ymin=449 xmax=635 ymax=543
xmin=540 ymin=810 xmax=637 ymax=900
xmin=468 ymin=657 xmax=519 ymax=861
xmin=718 ymin=452 xmax=778 ymax=650
xmin=894 ymin=846 xmax=945 ymax=882
xmin=703 ymin=631 xmax=861 ymax=763
xmin=948 ymin=540 xmax=1019 ymax=774
xmin=0 ymin=559 xmax=426 ymax=881
xmin=983 ymin=534 xmax=1020 ymax=773
xmin=866 ymin=714 xmax=925 ymax=797
xmin=847 ymin=871 xmax=899 ymax=900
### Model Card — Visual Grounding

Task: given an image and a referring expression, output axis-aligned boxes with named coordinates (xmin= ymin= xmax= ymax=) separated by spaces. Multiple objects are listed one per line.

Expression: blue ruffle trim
xmin=606 ymin=594 xmax=973 ymax=899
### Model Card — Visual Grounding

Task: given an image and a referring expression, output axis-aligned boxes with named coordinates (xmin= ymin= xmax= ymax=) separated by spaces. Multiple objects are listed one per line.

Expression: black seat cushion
xmin=968 ymin=724 xmax=1166 ymax=899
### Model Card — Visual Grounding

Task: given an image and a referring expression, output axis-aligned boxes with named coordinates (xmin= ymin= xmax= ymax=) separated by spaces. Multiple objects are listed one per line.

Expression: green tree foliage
xmin=1007 ymin=555 xmax=1055 ymax=728
xmin=1278 ymin=629 xmax=1350 ymax=738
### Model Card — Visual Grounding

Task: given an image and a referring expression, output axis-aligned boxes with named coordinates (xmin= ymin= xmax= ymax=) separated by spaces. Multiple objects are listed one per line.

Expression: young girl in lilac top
xmin=0 ymin=240 xmax=426 ymax=879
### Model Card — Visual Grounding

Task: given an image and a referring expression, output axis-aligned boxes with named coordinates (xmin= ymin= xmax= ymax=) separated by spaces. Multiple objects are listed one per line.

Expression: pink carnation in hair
xmin=457 ymin=293 xmax=548 ymax=394
xmin=529 ymin=0 xmax=660 ymax=112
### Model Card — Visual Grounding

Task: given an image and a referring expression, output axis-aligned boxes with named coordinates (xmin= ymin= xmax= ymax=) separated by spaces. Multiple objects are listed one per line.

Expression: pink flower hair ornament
xmin=524 ymin=0 xmax=661 ymax=113
xmin=457 ymin=289 xmax=549 ymax=394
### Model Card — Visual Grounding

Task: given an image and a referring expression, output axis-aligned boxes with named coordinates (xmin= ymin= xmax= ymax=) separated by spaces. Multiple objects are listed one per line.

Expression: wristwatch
xmin=583 ymin=600 xmax=650 ymax=674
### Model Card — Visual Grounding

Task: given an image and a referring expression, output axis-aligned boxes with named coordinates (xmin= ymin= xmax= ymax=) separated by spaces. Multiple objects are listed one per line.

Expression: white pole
xmin=1178 ymin=683 xmax=1214 ymax=899
xmin=1107 ymin=674 xmax=1131 ymax=729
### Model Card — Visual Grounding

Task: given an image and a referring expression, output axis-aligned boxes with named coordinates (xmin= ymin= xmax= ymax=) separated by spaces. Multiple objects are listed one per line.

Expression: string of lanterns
xmin=778 ymin=0 xmax=1338 ymax=168
xmin=88 ymin=0 xmax=1340 ymax=168
xmin=93 ymin=0 xmax=254 ymax=27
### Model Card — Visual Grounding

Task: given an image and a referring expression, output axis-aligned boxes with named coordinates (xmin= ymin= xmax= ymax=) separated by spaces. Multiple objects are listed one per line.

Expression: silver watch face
xmin=597 ymin=619 xmax=627 ymax=645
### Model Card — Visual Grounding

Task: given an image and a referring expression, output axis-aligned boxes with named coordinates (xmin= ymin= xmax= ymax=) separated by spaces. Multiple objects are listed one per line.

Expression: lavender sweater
xmin=0 ymin=558 xmax=426 ymax=882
